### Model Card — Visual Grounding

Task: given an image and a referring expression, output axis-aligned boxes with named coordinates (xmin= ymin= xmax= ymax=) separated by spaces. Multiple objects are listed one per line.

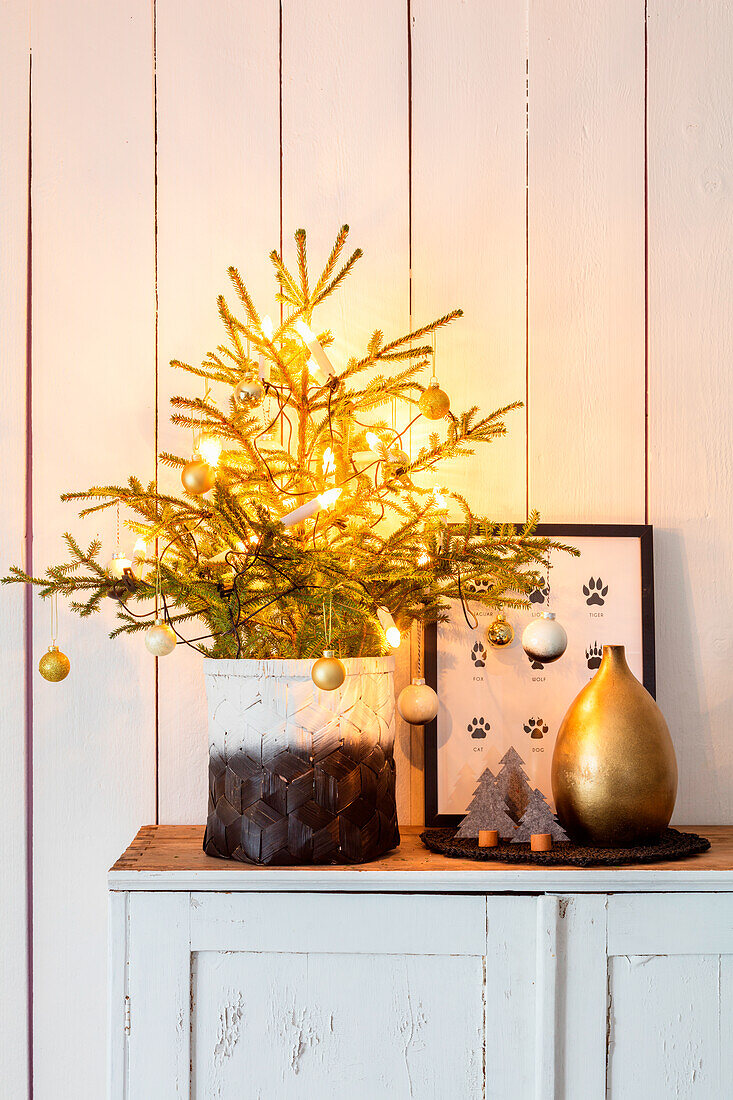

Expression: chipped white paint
xmin=111 ymin=879 xmax=733 ymax=1098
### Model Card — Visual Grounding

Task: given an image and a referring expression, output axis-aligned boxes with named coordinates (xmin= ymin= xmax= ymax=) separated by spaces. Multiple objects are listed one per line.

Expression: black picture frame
xmin=423 ymin=523 xmax=656 ymax=828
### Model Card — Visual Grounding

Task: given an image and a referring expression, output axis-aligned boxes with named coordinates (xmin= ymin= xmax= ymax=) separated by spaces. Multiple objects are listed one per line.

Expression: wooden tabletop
xmin=109 ymin=824 xmax=733 ymax=893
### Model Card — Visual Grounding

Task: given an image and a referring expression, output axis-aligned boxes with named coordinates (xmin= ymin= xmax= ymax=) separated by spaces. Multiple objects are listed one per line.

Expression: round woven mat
xmin=420 ymin=827 xmax=711 ymax=866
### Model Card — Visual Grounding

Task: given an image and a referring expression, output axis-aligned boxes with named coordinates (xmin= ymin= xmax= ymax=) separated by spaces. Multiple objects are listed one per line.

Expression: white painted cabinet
xmin=109 ymin=829 xmax=733 ymax=1099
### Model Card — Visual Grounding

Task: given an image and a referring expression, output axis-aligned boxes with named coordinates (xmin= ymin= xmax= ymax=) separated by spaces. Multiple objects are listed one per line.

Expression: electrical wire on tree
xmin=3 ymin=225 xmax=577 ymax=661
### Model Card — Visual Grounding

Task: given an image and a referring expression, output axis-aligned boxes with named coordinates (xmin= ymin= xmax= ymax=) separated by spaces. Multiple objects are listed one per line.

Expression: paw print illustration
xmin=529 ymin=576 xmax=549 ymax=605
xmin=471 ymin=641 xmax=486 ymax=667
xmin=583 ymin=576 xmax=608 ymax=607
xmin=526 ymin=651 xmax=545 ymax=671
xmin=524 ymin=717 xmax=548 ymax=740
xmin=586 ymin=642 xmax=603 ymax=670
xmin=467 ymin=716 xmax=490 ymax=739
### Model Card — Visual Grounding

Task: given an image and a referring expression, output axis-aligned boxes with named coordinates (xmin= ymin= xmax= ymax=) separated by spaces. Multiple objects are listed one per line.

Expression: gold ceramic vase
xmin=551 ymin=645 xmax=677 ymax=846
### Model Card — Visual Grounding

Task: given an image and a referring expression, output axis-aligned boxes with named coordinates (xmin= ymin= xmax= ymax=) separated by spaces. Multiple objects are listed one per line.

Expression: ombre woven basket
xmin=203 ymin=656 xmax=400 ymax=865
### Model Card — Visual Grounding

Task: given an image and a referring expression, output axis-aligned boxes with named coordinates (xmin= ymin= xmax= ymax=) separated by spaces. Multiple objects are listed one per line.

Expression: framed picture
xmin=424 ymin=524 xmax=655 ymax=828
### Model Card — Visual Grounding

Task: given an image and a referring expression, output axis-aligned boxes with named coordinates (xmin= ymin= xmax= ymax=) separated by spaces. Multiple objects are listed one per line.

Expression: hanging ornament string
xmin=51 ymin=591 xmax=59 ymax=647
xmin=322 ymin=594 xmax=333 ymax=650
xmin=39 ymin=591 xmax=70 ymax=682
xmin=457 ymin=570 xmax=479 ymax=630
xmin=397 ymin=619 xmax=439 ymax=724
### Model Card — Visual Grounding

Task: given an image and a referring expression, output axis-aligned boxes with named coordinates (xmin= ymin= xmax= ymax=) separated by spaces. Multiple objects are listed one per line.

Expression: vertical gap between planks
xmin=278 ymin=0 xmax=283 ymax=329
xmin=24 ymin=48 xmax=34 ymax=1100
xmin=406 ymin=0 xmax=420 ymax=823
xmin=643 ymin=0 xmax=649 ymax=524
xmin=152 ymin=0 xmax=160 ymax=826
xmin=524 ymin=3 xmax=530 ymax=520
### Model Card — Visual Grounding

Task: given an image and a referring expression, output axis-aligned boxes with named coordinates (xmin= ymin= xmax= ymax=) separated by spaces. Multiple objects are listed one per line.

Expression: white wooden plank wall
xmin=30 ymin=2 xmax=156 ymax=1097
xmin=1 ymin=1 xmax=733 ymax=1093
xmin=647 ymin=0 xmax=733 ymax=823
xmin=280 ymin=0 xmax=415 ymax=820
xmin=155 ymin=0 xmax=281 ymax=825
xmin=528 ymin=0 xmax=647 ymax=523
xmin=0 ymin=5 xmax=30 ymax=1097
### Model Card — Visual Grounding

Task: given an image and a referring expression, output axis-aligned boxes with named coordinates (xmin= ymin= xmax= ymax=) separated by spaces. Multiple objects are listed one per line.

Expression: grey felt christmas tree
xmin=456 ymin=767 xmax=517 ymax=839
xmin=497 ymin=746 xmax=532 ymax=822
xmin=512 ymin=786 xmax=569 ymax=843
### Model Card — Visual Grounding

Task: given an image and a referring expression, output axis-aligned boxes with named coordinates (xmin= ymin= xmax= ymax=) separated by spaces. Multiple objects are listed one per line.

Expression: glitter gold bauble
xmin=552 ymin=645 xmax=677 ymax=846
xmin=487 ymin=612 xmax=514 ymax=648
xmin=234 ymin=377 xmax=265 ymax=406
xmin=521 ymin=611 xmax=567 ymax=664
xmin=418 ymin=379 xmax=451 ymax=420
xmin=38 ymin=645 xmax=70 ymax=682
xmin=397 ymin=677 xmax=438 ymax=724
xmin=144 ymin=617 xmax=177 ymax=656
xmin=181 ymin=456 xmax=215 ymax=495
xmin=311 ymin=649 xmax=346 ymax=690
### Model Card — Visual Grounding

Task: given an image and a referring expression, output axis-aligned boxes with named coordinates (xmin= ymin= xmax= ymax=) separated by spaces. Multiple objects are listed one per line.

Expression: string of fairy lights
xmin=39 ymin=308 xmax=566 ymax=712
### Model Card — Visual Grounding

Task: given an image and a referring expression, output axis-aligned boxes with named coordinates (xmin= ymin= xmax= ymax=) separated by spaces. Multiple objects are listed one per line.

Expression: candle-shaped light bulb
xmin=199 ymin=436 xmax=222 ymax=467
xmin=377 ymin=607 xmax=402 ymax=649
xmin=322 ymin=447 xmax=336 ymax=476
xmin=294 ymin=318 xmax=336 ymax=380
xmin=281 ymin=487 xmax=342 ymax=528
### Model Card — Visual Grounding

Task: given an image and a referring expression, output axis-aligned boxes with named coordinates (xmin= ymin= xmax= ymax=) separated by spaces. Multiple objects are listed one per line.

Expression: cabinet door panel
xmin=191 ymin=949 xmax=484 ymax=1099
xmin=607 ymin=954 xmax=733 ymax=1099
xmin=606 ymin=894 xmax=733 ymax=1100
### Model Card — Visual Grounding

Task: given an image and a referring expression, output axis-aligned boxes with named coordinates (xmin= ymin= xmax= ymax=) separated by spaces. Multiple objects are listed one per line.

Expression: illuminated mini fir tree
xmin=5 ymin=226 xmax=573 ymax=661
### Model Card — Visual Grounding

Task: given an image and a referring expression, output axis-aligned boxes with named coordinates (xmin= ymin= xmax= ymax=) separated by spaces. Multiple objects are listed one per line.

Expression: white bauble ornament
xmin=234 ymin=377 xmax=265 ymax=406
xmin=521 ymin=611 xmax=567 ymax=664
xmin=145 ymin=617 xmax=177 ymax=656
xmin=397 ymin=677 xmax=439 ymax=724
xmin=106 ymin=553 xmax=132 ymax=580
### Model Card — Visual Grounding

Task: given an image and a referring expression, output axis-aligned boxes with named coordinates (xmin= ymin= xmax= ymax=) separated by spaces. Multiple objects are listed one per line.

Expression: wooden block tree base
xmin=478 ymin=830 xmax=499 ymax=848
xmin=531 ymin=833 xmax=552 ymax=852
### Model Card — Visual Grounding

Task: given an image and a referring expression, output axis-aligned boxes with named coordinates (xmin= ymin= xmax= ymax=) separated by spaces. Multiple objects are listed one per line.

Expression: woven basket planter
xmin=203 ymin=656 xmax=400 ymax=865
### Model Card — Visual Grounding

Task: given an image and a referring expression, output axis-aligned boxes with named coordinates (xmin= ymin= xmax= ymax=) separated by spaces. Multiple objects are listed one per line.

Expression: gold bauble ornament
xmin=144 ymin=617 xmax=177 ymax=656
xmin=234 ymin=377 xmax=265 ymax=406
xmin=487 ymin=611 xmax=514 ymax=648
xmin=418 ymin=379 xmax=451 ymax=420
xmin=38 ymin=645 xmax=70 ymax=682
xmin=311 ymin=649 xmax=346 ymax=691
xmin=552 ymin=645 xmax=677 ymax=846
xmin=521 ymin=611 xmax=567 ymax=663
xmin=181 ymin=456 xmax=215 ymax=495
xmin=397 ymin=677 xmax=439 ymax=724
